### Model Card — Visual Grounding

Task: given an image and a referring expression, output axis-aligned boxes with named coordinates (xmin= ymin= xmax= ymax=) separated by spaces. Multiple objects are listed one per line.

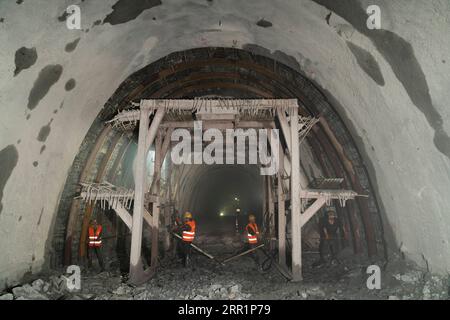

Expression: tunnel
xmin=0 ymin=0 xmax=449 ymax=301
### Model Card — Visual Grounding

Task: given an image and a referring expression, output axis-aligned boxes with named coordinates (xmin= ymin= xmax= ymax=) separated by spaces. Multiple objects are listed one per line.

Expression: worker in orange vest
xmin=245 ymin=213 xmax=261 ymax=269
xmin=174 ymin=211 xmax=196 ymax=267
xmin=87 ymin=219 xmax=105 ymax=271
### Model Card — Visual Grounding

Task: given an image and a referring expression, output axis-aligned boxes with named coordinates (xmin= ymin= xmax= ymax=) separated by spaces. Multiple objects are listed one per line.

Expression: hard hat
xmin=327 ymin=210 xmax=337 ymax=218
xmin=183 ymin=211 xmax=193 ymax=219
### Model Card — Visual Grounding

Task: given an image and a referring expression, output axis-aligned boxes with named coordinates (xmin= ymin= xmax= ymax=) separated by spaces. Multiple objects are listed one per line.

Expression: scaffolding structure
xmin=77 ymin=98 xmax=363 ymax=284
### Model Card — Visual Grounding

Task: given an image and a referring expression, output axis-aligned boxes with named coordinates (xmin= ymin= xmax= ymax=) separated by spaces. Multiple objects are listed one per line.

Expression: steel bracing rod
xmin=222 ymin=244 xmax=265 ymax=264
xmin=171 ymin=233 xmax=218 ymax=262
xmin=300 ymin=197 xmax=328 ymax=228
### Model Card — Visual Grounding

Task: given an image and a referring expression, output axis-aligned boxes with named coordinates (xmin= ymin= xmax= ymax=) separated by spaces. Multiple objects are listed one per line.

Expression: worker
xmin=245 ymin=213 xmax=261 ymax=269
xmin=314 ymin=209 xmax=347 ymax=266
xmin=87 ymin=219 xmax=105 ymax=271
xmin=173 ymin=211 xmax=196 ymax=267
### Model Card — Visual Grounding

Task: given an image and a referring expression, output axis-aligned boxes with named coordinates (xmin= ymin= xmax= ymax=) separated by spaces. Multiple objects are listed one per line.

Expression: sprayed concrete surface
xmin=0 ymin=0 xmax=449 ymax=290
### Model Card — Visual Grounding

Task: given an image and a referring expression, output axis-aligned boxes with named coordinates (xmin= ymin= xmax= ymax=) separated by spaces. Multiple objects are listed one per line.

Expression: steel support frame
xmin=289 ymin=106 xmax=302 ymax=281
xmin=277 ymin=144 xmax=286 ymax=267
xmin=129 ymin=105 xmax=165 ymax=285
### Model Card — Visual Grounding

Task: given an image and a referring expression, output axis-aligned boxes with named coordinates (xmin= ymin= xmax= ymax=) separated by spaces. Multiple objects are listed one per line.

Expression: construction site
xmin=0 ymin=0 xmax=450 ymax=302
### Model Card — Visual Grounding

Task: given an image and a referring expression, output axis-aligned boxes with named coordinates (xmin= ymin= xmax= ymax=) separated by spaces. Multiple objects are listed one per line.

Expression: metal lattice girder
xmin=140 ymin=98 xmax=298 ymax=114
xmin=78 ymin=181 xmax=134 ymax=210
xmin=105 ymin=109 xmax=141 ymax=131
xmin=298 ymin=115 xmax=319 ymax=145
xmin=106 ymin=99 xmax=299 ymax=130
xmin=309 ymin=178 xmax=344 ymax=189
xmin=300 ymin=189 xmax=361 ymax=208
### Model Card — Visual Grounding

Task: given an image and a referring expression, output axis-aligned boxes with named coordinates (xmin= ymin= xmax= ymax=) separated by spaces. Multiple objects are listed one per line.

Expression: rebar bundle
xmin=79 ymin=181 xmax=134 ymax=210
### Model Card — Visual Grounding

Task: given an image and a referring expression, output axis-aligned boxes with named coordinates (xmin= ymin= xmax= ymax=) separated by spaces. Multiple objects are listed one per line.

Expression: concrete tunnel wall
xmin=0 ymin=0 xmax=450 ymax=288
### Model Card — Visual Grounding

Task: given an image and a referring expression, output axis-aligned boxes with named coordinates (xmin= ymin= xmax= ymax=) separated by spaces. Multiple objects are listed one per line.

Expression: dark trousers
xmin=319 ymin=237 xmax=339 ymax=261
xmin=87 ymin=246 xmax=105 ymax=271
xmin=179 ymin=241 xmax=192 ymax=267
xmin=246 ymin=243 xmax=260 ymax=267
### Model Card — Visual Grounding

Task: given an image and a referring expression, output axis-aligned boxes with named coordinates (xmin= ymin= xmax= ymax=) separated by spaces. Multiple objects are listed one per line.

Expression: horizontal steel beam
xmin=160 ymin=120 xmax=275 ymax=129
xmin=140 ymin=98 xmax=299 ymax=111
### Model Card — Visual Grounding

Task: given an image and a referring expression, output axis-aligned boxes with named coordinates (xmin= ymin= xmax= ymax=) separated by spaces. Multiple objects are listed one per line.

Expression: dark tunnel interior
xmin=186 ymin=165 xmax=263 ymax=236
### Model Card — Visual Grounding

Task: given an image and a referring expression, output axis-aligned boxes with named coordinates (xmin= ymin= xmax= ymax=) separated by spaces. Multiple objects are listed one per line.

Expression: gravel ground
xmin=1 ymin=235 xmax=448 ymax=300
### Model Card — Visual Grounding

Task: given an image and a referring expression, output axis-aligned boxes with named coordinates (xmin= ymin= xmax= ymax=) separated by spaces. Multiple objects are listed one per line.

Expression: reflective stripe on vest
xmin=88 ymin=226 xmax=102 ymax=247
xmin=182 ymin=220 xmax=196 ymax=242
xmin=246 ymin=223 xmax=259 ymax=244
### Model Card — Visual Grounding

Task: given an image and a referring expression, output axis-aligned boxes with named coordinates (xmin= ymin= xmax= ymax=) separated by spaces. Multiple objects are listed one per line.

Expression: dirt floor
xmin=1 ymin=235 xmax=449 ymax=300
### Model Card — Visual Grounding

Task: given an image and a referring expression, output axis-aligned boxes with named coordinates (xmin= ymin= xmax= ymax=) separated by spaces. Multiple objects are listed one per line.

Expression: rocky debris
xmin=303 ymin=285 xmax=326 ymax=298
xmin=12 ymin=284 xmax=49 ymax=300
xmin=393 ymin=270 xmax=422 ymax=284
xmin=0 ymin=293 xmax=14 ymax=300
xmin=0 ymin=236 xmax=448 ymax=300
xmin=112 ymin=284 xmax=134 ymax=296
xmin=421 ymin=275 xmax=447 ymax=300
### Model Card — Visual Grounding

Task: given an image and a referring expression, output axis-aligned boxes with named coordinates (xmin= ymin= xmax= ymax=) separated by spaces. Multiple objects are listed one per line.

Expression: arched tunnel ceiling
xmin=0 ymin=0 xmax=449 ymax=289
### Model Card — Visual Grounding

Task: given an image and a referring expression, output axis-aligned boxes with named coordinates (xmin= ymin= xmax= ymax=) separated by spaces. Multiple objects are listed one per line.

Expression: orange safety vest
xmin=182 ymin=220 xmax=196 ymax=243
xmin=246 ymin=223 xmax=259 ymax=244
xmin=88 ymin=225 xmax=102 ymax=248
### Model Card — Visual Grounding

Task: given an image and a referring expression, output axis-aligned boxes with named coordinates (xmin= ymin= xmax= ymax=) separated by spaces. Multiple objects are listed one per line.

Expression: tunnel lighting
xmin=220 ymin=212 xmax=224 ymax=217
xmin=234 ymin=197 xmax=239 ymax=201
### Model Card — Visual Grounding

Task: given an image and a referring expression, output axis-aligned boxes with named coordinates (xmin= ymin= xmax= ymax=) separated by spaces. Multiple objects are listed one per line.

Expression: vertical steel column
xmin=277 ymin=145 xmax=286 ymax=267
xmin=267 ymin=176 xmax=275 ymax=239
xmin=129 ymin=106 xmax=164 ymax=284
xmin=262 ymin=176 xmax=267 ymax=231
xmin=290 ymin=106 xmax=302 ymax=281
xmin=150 ymin=133 xmax=162 ymax=270
xmin=129 ymin=106 xmax=151 ymax=284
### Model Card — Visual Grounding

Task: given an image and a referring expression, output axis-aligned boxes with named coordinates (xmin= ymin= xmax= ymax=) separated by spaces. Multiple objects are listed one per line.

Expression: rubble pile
xmin=1 ymin=236 xmax=448 ymax=300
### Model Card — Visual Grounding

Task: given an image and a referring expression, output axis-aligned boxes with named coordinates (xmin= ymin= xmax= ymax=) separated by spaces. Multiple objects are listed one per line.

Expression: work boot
xmin=184 ymin=255 xmax=190 ymax=268
xmin=312 ymin=259 xmax=326 ymax=268
xmin=330 ymin=258 xmax=340 ymax=266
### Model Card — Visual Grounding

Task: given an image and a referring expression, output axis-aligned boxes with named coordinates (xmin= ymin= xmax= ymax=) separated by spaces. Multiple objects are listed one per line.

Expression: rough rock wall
xmin=0 ymin=0 xmax=449 ymax=288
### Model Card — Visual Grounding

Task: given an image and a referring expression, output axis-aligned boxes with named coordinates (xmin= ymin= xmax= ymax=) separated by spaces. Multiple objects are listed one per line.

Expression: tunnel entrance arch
xmin=53 ymin=47 xmax=387 ymax=284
